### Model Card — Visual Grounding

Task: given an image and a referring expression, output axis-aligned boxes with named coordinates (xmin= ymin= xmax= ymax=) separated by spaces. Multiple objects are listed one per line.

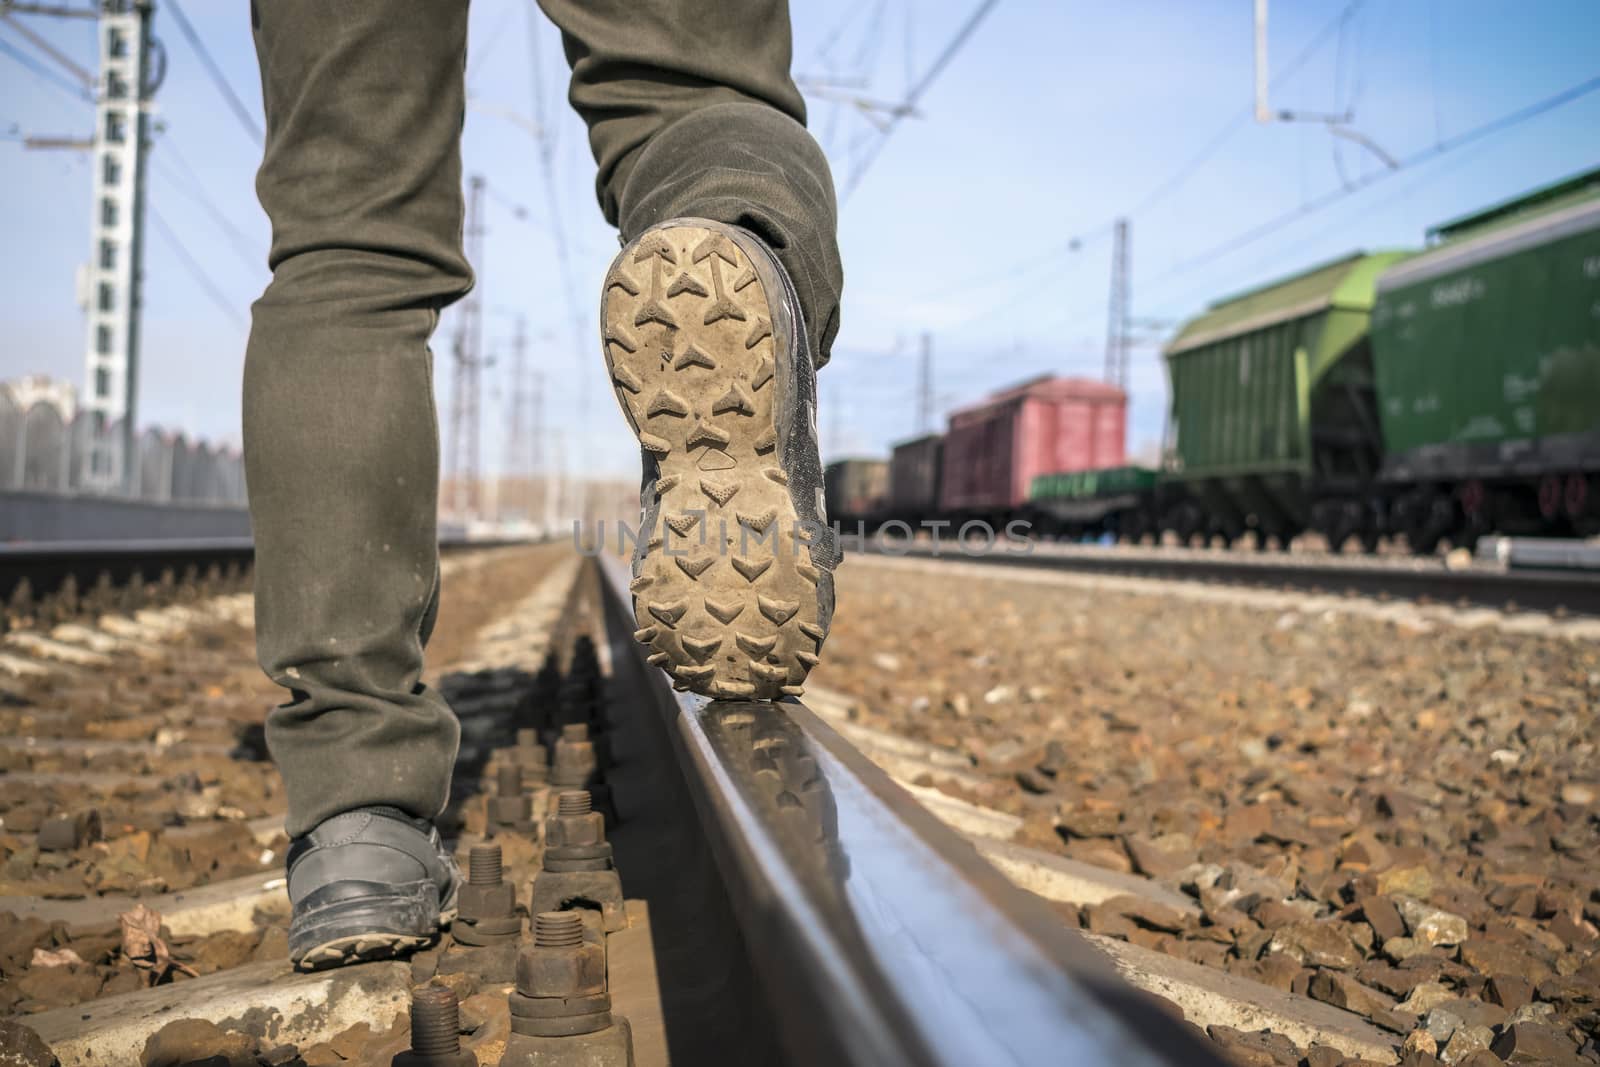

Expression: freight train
xmin=826 ymin=166 xmax=1600 ymax=552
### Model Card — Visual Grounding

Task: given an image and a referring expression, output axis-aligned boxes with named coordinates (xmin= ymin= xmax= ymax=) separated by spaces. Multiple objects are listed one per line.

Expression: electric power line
xmin=150 ymin=154 xmax=263 ymax=272
xmin=149 ymin=206 xmax=249 ymax=330
xmin=842 ymin=0 xmax=1001 ymax=197
xmin=892 ymin=0 xmax=1378 ymax=327
xmin=162 ymin=0 xmax=262 ymax=145
xmin=0 ymin=10 xmax=90 ymax=85
xmin=524 ymin=8 xmax=588 ymax=398
xmin=1144 ymin=73 xmax=1600 ymax=290
xmin=0 ymin=30 xmax=90 ymax=101
xmin=1125 ymin=0 xmax=1371 ymax=221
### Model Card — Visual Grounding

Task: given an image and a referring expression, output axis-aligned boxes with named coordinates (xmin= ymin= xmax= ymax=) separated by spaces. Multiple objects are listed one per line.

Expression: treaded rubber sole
xmin=603 ymin=222 xmax=826 ymax=700
xmin=289 ymin=886 xmax=453 ymax=972
xmin=295 ymin=932 xmax=435 ymax=972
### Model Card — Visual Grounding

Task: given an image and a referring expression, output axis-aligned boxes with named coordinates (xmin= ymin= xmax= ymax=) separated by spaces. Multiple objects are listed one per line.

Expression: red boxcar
xmin=938 ymin=376 xmax=1126 ymax=513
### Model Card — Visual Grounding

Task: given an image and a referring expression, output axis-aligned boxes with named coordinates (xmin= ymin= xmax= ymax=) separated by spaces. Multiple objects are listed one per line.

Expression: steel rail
xmin=854 ymin=538 xmax=1600 ymax=618
xmin=597 ymin=553 xmax=1223 ymax=1067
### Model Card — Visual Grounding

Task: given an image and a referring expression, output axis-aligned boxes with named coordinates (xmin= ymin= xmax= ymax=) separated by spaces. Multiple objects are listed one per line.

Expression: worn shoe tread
xmin=603 ymin=222 xmax=826 ymax=700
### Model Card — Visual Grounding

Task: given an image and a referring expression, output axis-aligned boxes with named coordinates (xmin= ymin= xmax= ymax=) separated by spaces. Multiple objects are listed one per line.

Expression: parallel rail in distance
xmin=597 ymin=553 xmax=1223 ymax=1067
xmin=0 ymin=536 xmax=519 ymax=603
xmin=856 ymin=539 xmax=1600 ymax=618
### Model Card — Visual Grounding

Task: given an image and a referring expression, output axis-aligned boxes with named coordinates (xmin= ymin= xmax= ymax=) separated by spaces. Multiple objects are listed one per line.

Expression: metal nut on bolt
xmin=516 ymin=912 xmax=607 ymax=999
xmin=529 ymin=790 xmax=626 ymax=932
xmin=551 ymin=724 xmax=598 ymax=789
xmin=544 ymin=792 xmax=605 ymax=852
xmin=513 ymin=728 xmax=550 ymax=782
xmin=489 ymin=763 xmax=536 ymax=833
xmin=454 ymin=843 xmax=521 ymax=946
xmin=501 ymin=910 xmax=635 ymax=1066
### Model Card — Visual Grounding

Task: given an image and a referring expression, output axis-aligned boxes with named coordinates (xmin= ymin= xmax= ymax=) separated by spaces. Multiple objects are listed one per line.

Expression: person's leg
xmin=540 ymin=0 xmax=842 ymax=698
xmin=246 ymin=0 xmax=469 ymax=966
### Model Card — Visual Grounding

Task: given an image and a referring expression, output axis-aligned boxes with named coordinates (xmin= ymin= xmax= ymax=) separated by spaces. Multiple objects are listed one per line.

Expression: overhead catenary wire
xmin=162 ymin=0 xmax=262 ymax=145
xmin=0 ymin=10 xmax=90 ymax=86
xmin=841 ymin=0 xmax=1001 ymax=198
xmin=903 ymin=0 xmax=1376 ymax=325
xmin=0 ymin=30 xmax=91 ymax=102
xmin=150 ymin=151 xmax=264 ymax=273
xmin=1142 ymin=73 xmax=1600 ymax=291
xmin=523 ymin=7 xmax=589 ymax=400
xmin=1123 ymin=0 xmax=1372 ymax=220
xmin=149 ymin=206 xmax=249 ymax=330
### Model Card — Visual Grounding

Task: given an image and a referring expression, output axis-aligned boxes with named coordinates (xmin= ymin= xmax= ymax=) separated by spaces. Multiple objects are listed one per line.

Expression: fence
xmin=0 ymin=387 xmax=246 ymax=505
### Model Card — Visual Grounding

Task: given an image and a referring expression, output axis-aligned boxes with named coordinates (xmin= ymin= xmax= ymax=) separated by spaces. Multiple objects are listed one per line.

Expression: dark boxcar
xmin=939 ymin=376 xmax=1126 ymax=514
xmin=824 ymin=458 xmax=889 ymax=520
xmin=887 ymin=433 xmax=943 ymax=517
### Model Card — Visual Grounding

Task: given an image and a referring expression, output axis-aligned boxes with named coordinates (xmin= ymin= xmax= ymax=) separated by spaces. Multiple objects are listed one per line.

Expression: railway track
xmin=855 ymin=537 xmax=1600 ymax=620
xmin=0 ymin=539 xmax=1578 ymax=1064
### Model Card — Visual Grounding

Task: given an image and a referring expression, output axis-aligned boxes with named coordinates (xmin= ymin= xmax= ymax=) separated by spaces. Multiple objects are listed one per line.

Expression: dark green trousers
xmin=246 ymin=0 xmax=841 ymax=837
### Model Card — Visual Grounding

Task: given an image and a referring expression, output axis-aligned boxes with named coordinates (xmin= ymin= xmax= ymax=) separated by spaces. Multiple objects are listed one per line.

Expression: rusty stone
xmin=1307 ymin=970 xmax=1394 ymax=1016
xmin=1490 ymin=1021 xmax=1581 ymax=1064
xmin=1484 ymin=973 xmax=1533 ymax=1011
xmin=1357 ymin=894 xmax=1407 ymax=943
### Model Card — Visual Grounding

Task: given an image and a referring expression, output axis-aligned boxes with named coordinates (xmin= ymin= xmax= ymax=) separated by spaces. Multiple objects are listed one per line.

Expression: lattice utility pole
xmin=1104 ymin=217 xmax=1131 ymax=390
xmin=529 ymin=366 xmax=544 ymax=529
xmin=447 ymin=174 xmax=486 ymax=517
xmin=916 ymin=332 xmax=933 ymax=435
xmin=501 ymin=315 xmax=536 ymax=523
xmin=24 ymin=0 xmax=156 ymax=491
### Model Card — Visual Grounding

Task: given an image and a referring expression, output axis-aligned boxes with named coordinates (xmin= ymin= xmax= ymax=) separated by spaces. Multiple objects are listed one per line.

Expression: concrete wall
xmin=0 ymin=490 xmax=251 ymax=543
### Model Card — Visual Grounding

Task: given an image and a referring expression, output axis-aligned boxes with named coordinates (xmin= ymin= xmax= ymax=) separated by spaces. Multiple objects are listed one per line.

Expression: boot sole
xmin=294 ymin=932 xmax=435 ymax=971
xmin=288 ymin=888 xmax=454 ymax=972
xmin=602 ymin=221 xmax=826 ymax=700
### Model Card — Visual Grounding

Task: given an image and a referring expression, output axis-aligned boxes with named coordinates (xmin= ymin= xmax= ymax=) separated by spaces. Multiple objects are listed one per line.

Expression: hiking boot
xmin=602 ymin=218 xmax=838 ymax=700
xmin=286 ymin=806 xmax=461 ymax=970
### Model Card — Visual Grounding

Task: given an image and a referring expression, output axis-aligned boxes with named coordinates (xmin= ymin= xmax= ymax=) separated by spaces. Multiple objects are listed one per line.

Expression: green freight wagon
xmin=1370 ymin=166 xmax=1600 ymax=541
xmin=1162 ymin=250 xmax=1411 ymax=547
xmin=1028 ymin=466 xmax=1158 ymax=539
xmin=1030 ymin=465 xmax=1156 ymax=501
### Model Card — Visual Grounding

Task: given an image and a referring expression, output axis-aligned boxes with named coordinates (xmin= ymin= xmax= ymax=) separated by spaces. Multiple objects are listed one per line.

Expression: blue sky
xmin=3 ymin=0 xmax=1597 ymax=479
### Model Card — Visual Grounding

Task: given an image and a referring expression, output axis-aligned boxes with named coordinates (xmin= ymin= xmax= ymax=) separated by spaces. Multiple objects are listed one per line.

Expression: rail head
xmin=599 ymin=554 xmax=1222 ymax=1067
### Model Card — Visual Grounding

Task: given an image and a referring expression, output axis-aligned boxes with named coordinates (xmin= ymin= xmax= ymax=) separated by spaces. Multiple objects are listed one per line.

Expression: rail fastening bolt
xmin=396 ymin=985 xmax=479 ymax=1066
xmin=534 ymin=911 xmax=584 ymax=948
xmin=411 ymin=986 xmax=460 ymax=1055
xmin=490 ymin=761 xmax=535 ymax=835
xmin=468 ymin=843 xmax=503 ymax=887
xmin=556 ymin=791 xmax=591 ymax=817
xmin=454 ymin=842 xmax=521 ymax=946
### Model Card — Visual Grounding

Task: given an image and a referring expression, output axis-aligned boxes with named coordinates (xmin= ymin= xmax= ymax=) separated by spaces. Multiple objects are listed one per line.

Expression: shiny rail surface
xmin=598 ymin=553 xmax=1222 ymax=1067
xmin=855 ymin=537 xmax=1600 ymax=617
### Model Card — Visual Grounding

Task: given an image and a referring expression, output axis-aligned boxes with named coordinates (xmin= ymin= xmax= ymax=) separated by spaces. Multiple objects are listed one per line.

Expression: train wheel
xmin=1359 ymin=529 xmax=1381 ymax=555
xmin=1565 ymin=473 xmax=1589 ymax=521
xmin=1537 ymin=474 xmax=1562 ymax=522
